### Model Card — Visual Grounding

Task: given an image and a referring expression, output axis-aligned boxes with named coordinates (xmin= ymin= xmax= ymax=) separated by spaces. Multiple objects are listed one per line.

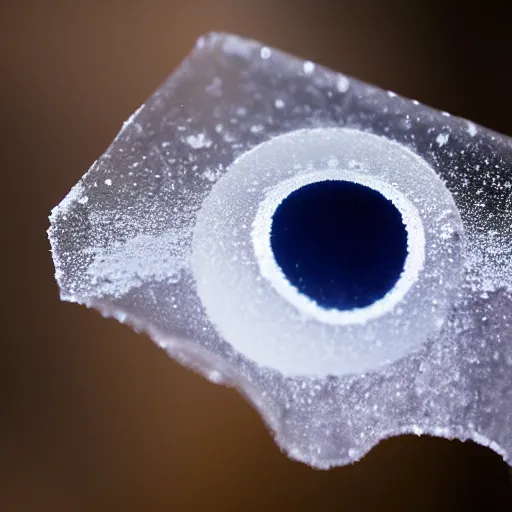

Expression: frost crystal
xmin=48 ymin=33 xmax=512 ymax=469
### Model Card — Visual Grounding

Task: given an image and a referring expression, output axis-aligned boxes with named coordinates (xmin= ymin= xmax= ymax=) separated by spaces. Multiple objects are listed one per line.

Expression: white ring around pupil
xmin=252 ymin=170 xmax=426 ymax=326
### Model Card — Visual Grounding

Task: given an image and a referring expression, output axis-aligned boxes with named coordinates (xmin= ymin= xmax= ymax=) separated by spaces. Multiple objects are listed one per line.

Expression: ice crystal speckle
xmin=49 ymin=32 xmax=512 ymax=470
xmin=52 ymin=180 xmax=87 ymax=218
xmin=186 ymin=133 xmax=212 ymax=149
xmin=436 ymin=132 xmax=450 ymax=146
xmin=86 ymin=229 xmax=189 ymax=299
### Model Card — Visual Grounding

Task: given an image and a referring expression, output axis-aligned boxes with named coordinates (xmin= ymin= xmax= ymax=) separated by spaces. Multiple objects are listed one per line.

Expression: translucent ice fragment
xmin=48 ymin=33 xmax=512 ymax=469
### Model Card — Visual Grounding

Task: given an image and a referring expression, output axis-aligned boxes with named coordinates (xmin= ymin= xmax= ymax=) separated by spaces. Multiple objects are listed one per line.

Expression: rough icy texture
xmin=48 ymin=33 xmax=512 ymax=469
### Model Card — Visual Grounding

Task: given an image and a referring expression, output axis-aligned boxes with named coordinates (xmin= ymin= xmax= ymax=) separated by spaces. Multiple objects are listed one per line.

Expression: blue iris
xmin=270 ymin=180 xmax=408 ymax=310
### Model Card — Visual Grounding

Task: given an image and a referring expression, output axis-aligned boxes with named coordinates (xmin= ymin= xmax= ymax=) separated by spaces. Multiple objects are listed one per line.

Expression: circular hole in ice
xmin=270 ymin=180 xmax=408 ymax=311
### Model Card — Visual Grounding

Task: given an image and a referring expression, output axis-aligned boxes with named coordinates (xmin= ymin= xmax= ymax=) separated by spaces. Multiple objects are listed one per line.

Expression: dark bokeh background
xmin=2 ymin=1 xmax=512 ymax=510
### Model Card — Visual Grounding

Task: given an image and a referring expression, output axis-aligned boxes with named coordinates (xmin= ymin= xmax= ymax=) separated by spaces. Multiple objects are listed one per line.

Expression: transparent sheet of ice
xmin=48 ymin=33 xmax=512 ymax=469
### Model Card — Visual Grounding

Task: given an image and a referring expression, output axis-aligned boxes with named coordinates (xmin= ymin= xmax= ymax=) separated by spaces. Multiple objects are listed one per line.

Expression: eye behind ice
xmin=192 ymin=127 xmax=463 ymax=377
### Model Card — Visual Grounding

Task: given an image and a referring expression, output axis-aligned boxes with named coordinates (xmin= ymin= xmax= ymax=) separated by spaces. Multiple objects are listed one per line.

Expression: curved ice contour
xmin=192 ymin=128 xmax=461 ymax=377
xmin=48 ymin=33 xmax=512 ymax=469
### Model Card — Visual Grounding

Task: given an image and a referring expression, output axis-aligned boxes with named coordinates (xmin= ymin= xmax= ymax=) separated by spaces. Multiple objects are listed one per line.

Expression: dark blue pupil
xmin=270 ymin=180 xmax=408 ymax=310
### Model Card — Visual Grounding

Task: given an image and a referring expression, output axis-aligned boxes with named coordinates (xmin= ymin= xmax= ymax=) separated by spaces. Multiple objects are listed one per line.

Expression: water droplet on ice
xmin=336 ymin=75 xmax=350 ymax=93
xmin=303 ymin=61 xmax=315 ymax=74
xmin=260 ymin=47 xmax=271 ymax=59
xmin=467 ymin=122 xmax=477 ymax=137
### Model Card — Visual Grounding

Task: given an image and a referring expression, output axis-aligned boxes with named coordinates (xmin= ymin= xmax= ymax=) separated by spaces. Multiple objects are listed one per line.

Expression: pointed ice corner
xmin=49 ymin=33 xmax=512 ymax=469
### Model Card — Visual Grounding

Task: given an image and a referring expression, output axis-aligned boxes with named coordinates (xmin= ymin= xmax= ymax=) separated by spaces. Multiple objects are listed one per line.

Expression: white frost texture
xmin=48 ymin=33 xmax=512 ymax=469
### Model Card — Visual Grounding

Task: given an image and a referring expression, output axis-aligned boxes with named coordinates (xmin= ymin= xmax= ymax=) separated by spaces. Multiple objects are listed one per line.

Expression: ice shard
xmin=48 ymin=33 xmax=512 ymax=469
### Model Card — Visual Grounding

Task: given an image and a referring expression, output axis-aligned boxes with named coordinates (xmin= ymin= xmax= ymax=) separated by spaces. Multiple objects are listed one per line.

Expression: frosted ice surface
xmin=48 ymin=33 xmax=512 ymax=469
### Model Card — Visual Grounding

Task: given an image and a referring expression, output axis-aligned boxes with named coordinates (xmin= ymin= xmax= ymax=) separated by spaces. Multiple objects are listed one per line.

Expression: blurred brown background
xmin=1 ymin=1 xmax=512 ymax=510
